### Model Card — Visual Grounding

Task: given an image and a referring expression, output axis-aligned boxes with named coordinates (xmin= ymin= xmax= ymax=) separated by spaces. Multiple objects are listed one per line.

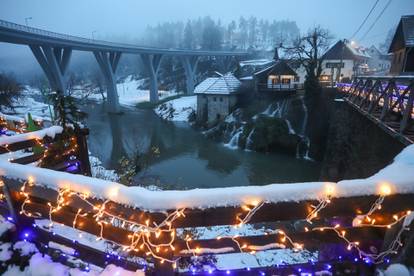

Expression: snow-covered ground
xmin=74 ymin=76 xmax=179 ymax=108
xmin=1 ymin=87 xmax=53 ymax=122
xmin=0 ymin=214 xmax=145 ymax=276
xmin=154 ymin=95 xmax=196 ymax=122
xmin=89 ymin=155 xmax=119 ymax=182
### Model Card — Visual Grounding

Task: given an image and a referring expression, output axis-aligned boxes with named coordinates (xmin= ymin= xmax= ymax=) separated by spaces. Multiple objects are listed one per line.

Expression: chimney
xmin=273 ymin=47 xmax=279 ymax=60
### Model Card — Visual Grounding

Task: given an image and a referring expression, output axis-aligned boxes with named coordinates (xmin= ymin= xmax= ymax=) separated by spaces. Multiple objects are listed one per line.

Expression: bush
xmin=0 ymin=74 xmax=23 ymax=111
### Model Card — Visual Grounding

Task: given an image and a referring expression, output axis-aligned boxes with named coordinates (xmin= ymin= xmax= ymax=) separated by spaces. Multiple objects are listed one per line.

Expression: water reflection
xmin=83 ymin=102 xmax=321 ymax=190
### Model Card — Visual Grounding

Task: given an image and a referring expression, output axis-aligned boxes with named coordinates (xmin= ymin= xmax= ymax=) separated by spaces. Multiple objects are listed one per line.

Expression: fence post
xmin=75 ymin=128 xmax=92 ymax=176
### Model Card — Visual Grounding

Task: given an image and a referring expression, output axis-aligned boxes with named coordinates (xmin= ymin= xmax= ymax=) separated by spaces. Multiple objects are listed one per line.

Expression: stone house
xmin=195 ymin=73 xmax=241 ymax=124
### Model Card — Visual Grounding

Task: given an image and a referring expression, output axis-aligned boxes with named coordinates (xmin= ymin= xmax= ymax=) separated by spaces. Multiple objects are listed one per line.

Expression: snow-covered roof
xmin=194 ymin=73 xmax=241 ymax=95
xmin=254 ymin=60 xmax=297 ymax=77
xmin=239 ymin=59 xmax=274 ymax=67
xmin=323 ymin=40 xmax=371 ymax=61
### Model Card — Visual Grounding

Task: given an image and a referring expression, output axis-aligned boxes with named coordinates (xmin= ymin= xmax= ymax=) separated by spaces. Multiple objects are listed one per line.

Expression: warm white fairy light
xmin=306 ymin=183 xmax=335 ymax=224
xmin=14 ymin=174 xmax=414 ymax=270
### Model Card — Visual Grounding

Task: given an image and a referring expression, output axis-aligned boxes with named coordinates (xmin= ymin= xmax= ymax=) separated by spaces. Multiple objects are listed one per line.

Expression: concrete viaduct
xmin=0 ymin=19 xmax=247 ymax=113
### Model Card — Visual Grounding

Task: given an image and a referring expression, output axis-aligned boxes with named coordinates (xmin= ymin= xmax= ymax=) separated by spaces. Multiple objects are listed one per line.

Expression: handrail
xmin=1 ymin=129 xmax=414 ymax=274
xmin=0 ymin=19 xmax=248 ymax=56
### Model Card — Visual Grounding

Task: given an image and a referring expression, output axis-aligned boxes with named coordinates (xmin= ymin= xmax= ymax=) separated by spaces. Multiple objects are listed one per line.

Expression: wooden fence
xmin=0 ymin=127 xmax=91 ymax=176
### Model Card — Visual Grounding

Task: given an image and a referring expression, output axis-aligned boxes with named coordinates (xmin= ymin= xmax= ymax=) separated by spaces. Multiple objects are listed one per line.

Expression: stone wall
xmin=320 ymin=101 xmax=405 ymax=182
xmin=206 ymin=94 xmax=237 ymax=123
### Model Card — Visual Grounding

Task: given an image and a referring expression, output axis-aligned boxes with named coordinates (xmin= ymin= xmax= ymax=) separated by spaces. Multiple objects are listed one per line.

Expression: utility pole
xmin=92 ymin=30 xmax=97 ymax=40
xmin=337 ymin=38 xmax=347 ymax=84
xmin=24 ymin=17 xmax=32 ymax=26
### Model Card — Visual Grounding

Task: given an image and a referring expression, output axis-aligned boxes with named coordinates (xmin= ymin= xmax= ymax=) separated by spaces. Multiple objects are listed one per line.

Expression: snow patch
xmin=0 ymin=242 xmax=12 ymax=261
xmin=0 ymin=126 xmax=63 ymax=146
xmin=154 ymin=96 xmax=196 ymax=122
xmin=13 ymin=241 xmax=38 ymax=256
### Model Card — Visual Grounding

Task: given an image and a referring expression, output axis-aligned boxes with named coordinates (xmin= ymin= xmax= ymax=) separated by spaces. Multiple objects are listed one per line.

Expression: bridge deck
xmin=0 ymin=19 xmax=247 ymax=56
xmin=339 ymin=76 xmax=414 ymax=145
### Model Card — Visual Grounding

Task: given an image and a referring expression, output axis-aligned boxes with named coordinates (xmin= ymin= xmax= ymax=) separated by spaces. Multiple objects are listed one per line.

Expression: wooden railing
xmin=338 ymin=76 xmax=414 ymax=145
xmin=257 ymin=83 xmax=300 ymax=92
xmin=1 ymin=125 xmax=414 ymax=275
xmin=0 ymin=126 xmax=91 ymax=176
xmin=0 ymin=113 xmax=44 ymax=133
xmin=1 ymin=174 xmax=413 ymax=275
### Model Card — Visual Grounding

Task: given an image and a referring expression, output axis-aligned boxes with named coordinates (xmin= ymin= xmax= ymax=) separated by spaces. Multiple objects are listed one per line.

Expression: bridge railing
xmin=0 ymin=19 xmax=247 ymax=55
xmin=1 ymin=129 xmax=414 ymax=275
xmin=337 ymin=76 xmax=414 ymax=144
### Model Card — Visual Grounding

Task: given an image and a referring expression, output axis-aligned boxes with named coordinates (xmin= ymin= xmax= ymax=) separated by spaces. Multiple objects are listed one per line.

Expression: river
xmin=83 ymin=101 xmax=321 ymax=190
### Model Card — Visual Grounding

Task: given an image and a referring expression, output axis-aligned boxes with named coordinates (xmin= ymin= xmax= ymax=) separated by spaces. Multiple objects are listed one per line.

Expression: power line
xmin=350 ymin=0 xmax=381 ymax=39
xmin=359 ymin=0 xmax=393 ymax=41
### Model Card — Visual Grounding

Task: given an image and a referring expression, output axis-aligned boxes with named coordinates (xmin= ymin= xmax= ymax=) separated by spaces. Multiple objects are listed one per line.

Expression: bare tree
xmin=284 ymin=26 xmax=332 ymax=94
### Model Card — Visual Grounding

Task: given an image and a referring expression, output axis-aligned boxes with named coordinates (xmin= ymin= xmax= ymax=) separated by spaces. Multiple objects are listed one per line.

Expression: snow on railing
xmin=0 ymin=126 xmax=63 ymax=146
xmin=0 ymin=130 xmax=414 ymax=211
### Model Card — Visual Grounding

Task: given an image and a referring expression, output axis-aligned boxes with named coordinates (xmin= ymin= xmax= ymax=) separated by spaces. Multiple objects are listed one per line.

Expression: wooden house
xmin=253 ymin=60 xmax=299 ymax=95
xmin=388 ymin=15 xmax=414 ymax=75
xmin=320 ymin=40 xmax=371 ymax=83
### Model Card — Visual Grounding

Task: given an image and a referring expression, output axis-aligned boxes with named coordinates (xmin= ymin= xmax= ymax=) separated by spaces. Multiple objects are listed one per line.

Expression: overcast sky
xmin=0 ymin=0 xmax=413 ymax=78
xmin=1 ymin=0 xmax=413 ymax=45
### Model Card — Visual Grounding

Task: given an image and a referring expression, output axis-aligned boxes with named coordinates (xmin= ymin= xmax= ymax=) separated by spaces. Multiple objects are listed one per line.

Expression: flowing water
xmin=83 ymin=100 xmax=320 ymax=190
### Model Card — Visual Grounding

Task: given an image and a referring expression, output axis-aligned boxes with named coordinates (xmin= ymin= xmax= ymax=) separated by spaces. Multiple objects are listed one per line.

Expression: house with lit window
xmin=195 ymin=73 xmax=241 ymax=125
xmin=388 ymin=15 xmax=414 ymax=75
xmin=367 ymin=45 xmax=391 ymax=75
xmin=320 ymin=40 xmax=371 ymax=84
xmin=253 ymin=60 xmax=299 ymax=95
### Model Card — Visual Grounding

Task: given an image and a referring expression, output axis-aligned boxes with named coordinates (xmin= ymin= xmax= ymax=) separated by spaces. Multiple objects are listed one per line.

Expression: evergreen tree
xmin=183 ymin=21 xmax=194 ymax=49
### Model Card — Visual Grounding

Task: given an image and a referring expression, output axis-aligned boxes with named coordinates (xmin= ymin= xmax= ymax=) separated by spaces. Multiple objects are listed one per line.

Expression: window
xmin=213 ymin=97 xmax=217 ymax=102
xmin=282 ymin=78 xmax=291 ymax=84
xmin=219 ymin=97 xmax=223 ymax=102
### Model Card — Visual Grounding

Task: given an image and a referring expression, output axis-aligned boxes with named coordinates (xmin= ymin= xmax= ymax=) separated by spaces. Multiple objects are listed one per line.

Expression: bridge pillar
xmin=141 ymin=54 xmax=163 ymax=103
xmin=29 ymin=45 xmax=72 ymax=94
xmin=181 ymin=56 xmax=199 ymax=95
xmin=94 ymin=51 xmax=122 ymax=113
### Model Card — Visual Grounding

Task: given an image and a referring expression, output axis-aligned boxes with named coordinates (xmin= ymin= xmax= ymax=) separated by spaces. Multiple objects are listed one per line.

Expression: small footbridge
xmin=338 ymin=76 xmax=414 ymax=145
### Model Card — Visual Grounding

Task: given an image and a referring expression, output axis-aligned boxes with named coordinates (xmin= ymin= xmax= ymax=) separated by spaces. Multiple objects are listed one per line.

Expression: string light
xmin=8 ymin=165 xmax=413 ymax=271
xmin=306 ymin=183 xmax=335 ymax=224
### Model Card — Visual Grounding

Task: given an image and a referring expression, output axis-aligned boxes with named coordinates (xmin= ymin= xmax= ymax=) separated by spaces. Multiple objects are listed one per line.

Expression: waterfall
xmin=245 ymin=128 xmax=256 ymax=150
xmin=224 ymin=127 xmax=243 ymax=150
xmin=285 ymin=120 xmax=295 ymax=134
xmin=271 ymin=101 xmax=284 ymax=118
xmin=262 ymin=103 xmax=273 ymax=116
xmin=296 ymin=97 xmax=313 ymax=161
xmin=300 ymin=97 xmax=308 ymax=136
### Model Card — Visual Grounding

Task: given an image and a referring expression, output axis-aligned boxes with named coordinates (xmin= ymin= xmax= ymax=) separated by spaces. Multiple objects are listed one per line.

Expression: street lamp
xmin=24 ymin=17 xmax=32 ymax=26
